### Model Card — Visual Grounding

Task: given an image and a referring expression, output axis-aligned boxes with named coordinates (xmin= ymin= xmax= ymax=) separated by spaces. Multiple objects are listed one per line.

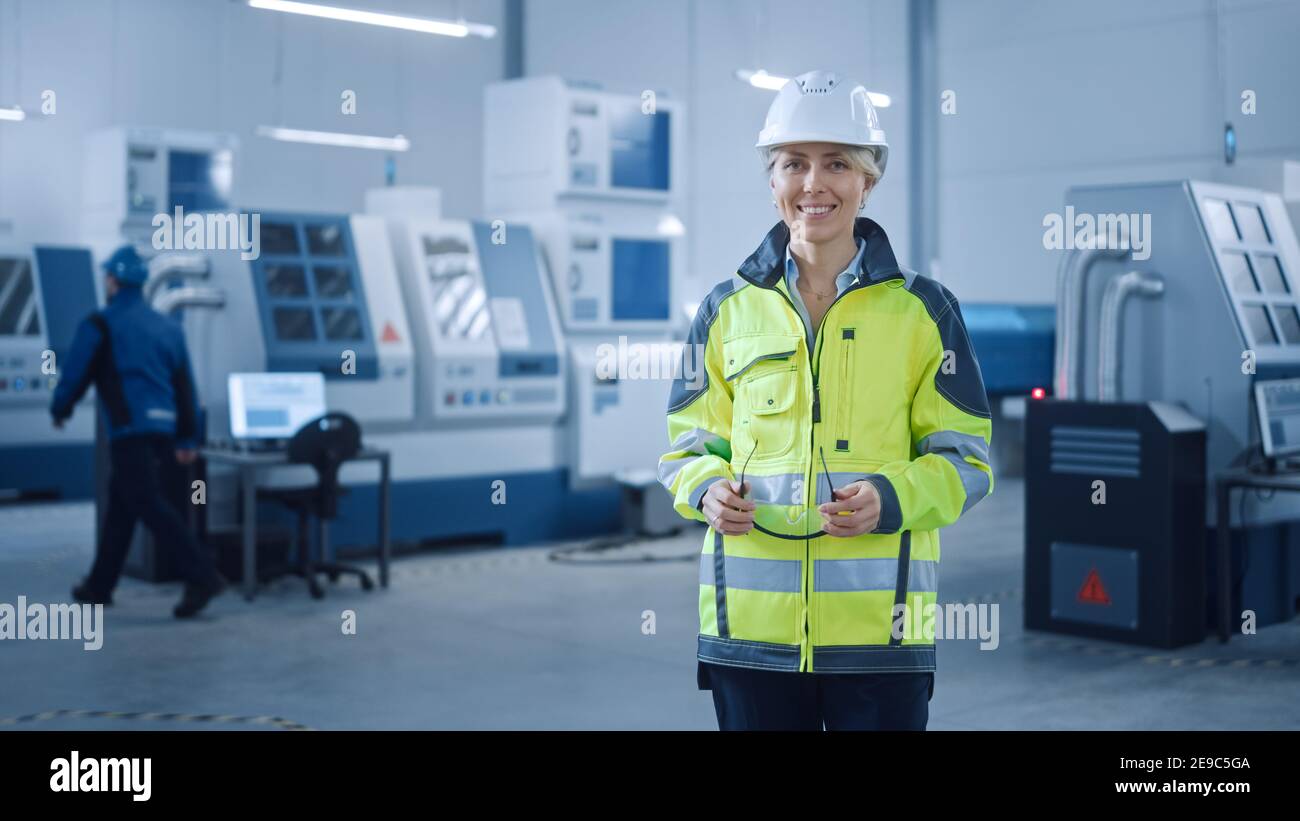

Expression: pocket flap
xmin=724 ymin=333 xmax=802 ymax=382
xmin=746 ymin=368 xmax=797 ymax=414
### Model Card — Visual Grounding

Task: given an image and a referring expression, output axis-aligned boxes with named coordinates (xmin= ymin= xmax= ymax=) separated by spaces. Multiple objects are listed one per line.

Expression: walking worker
xmin=658 ymin=70 xmax=994 ymax=730
xmin=51 ymin=244 xmax=226 ymax=619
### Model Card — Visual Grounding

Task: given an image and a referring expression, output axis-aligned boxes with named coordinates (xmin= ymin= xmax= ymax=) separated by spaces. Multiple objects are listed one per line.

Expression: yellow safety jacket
xmin=658 ymin=217 xmax=994 ymax=674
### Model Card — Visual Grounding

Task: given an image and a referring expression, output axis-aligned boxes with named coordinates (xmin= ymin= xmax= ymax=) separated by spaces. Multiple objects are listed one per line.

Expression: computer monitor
xmin=228 ymin=372 xmax=326 ymax=440
xmin=1254 ymin=377 xmax=1300 ymax=458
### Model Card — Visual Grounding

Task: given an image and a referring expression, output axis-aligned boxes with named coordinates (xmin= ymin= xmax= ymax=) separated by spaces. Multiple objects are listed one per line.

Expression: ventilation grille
xmin=1049 ymin=425 xmax=1140 ymax=478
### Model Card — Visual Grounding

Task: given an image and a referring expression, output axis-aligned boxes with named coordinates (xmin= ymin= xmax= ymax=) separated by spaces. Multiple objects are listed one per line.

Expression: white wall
xmin=935 ymin=0 xmax=1300 ymax=304
xmin=0 ymin=0 xmax=506 ymax=243
xmin=525 ymin=0 xmax=914 ymax=310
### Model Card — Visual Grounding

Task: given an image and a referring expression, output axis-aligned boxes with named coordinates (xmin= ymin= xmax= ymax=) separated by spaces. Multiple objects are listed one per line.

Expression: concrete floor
xmin=1 ymin=477 xmax=1297 ymax=730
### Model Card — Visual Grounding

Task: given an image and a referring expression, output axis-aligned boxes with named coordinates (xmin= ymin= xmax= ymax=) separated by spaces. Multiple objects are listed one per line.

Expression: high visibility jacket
xmin=658 ymin=217 xmax=993 ymax=674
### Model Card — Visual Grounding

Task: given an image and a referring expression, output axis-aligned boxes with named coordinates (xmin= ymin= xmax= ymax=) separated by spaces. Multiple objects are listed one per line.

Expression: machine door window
xmin=1233 ymin=202 xmax=1271 ymax=244
xmin=273 ymin=307 xmax=317 ymax=341
xmin=1204 ymin=198 xmax=1239 ymax=242
xmin=321 ymin=307 xmax=363 ymax=341
xmin=265 ymin=263 xmax=309 ymax=298
xmin=260 ymin=221 xmax=301 ymax=255
xmin=1243 ymin=305 xmax=1277 ymax=346
xmin=306 ymin=223 xmax=348 ymax=257
xmin=313 ymin=264 xmax=354 ymax=300
xmin=1223 ymin=252 xmax=1258 ymax=293
xmin=1255 ymin=255 xmax=1288 ymax=294
xmin=1274 ymin=305 xmax=1300 ymax=346
xmin=0 ymin=257 xmax=41 ymax=336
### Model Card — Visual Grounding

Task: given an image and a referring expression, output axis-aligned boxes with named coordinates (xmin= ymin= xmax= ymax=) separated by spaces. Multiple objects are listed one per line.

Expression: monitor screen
xmin=228 ymin=372 xmax=326 ymax=440
xmin=1255 ymin=378 xmax=1300 ymax=458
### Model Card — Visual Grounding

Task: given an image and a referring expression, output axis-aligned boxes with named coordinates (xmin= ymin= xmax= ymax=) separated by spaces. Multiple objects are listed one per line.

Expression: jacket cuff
xmin=679 ymin=473 xmax=731 ymax=523
xmin=860 ymin=473 xmax=903 ymax=534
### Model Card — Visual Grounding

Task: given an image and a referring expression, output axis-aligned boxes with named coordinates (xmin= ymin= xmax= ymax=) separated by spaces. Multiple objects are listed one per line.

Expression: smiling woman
xmin=657 ymin=69 xmax=995 ymax=732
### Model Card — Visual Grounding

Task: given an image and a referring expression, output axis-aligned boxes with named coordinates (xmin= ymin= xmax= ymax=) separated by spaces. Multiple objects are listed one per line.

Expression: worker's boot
xmin=72 ymin=580 xmax=113 ymax=606
xmin=173 ymin=574 xmax=228 ymax=619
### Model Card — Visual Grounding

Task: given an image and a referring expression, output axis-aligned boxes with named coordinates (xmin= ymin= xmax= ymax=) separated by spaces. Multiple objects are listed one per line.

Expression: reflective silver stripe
xmin=918 ymin=431 xmax=991 ymax=514
xmin=813 ymin=472 xmax=883 ymax=504
xmin=145 ymin=407 xmax=176 ymax=421
xmin=658 ymin=427 xmax=728 ymax=491
xmin=700 ymin=553 xmax=801 ymax=593
xmin=815 ymin=558 xmax=939 ymax=593
xmin=744 ymin=472 xmax=806 ymax=505
xmin=908 ymin=559 xmax=939 ymax=593
xmin=918 ymin=430 xmax=989 ymax=462
xmin=656 ymin=453 xmax=691 ymax=489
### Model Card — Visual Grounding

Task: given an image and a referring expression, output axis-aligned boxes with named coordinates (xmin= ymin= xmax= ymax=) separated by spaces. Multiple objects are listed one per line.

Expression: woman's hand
xmin=817 ymin=481 xmax=881 ymax=537
xmin=700 ymin=479 xmax=756 ymax=536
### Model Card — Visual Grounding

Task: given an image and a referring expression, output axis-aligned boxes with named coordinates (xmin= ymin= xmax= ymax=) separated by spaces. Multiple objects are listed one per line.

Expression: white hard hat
xmin=755 ymin=69 xmax=889 ymax=179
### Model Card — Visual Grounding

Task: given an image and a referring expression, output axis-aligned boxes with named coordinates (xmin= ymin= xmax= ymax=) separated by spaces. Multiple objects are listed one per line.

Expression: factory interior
xmin=1 ymin=0 xmax=1299 ymax=735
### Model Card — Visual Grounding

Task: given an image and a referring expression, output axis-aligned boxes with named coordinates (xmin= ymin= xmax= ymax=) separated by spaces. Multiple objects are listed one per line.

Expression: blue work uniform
xmin=50 ymin=285 xmax=217 ymax=596
xmin=51 ymin=286 xmax=201 ymax=447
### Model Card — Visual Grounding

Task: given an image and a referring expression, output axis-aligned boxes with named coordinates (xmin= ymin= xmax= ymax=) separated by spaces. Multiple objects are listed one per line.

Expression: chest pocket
xmin=724 ymin=333 xmax=803 ymax=461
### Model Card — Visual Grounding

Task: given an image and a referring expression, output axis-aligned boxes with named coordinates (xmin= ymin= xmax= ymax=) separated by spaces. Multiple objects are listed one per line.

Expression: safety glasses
xmin=735 ymin=437 xmax=838 ymax=540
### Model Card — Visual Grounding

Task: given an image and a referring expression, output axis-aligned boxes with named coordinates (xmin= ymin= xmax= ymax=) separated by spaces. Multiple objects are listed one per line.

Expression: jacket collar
xmin=738 ymin=216 xmax=902 ymax=289
xmin=109 ymin=286 xmax=144 ymax=307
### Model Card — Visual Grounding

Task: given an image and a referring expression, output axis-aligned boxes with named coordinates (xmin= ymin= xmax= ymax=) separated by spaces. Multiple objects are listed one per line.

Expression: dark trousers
xmin=700 ymin=662 xmax=933 ymax=731
xmin=87 ymin=435 xmax=217 ymax=594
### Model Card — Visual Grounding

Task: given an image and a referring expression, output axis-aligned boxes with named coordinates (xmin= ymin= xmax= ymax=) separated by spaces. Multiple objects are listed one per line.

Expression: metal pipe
xmin=1054 ymin=246 xmax=1128 ymax=399
xmin=1052 ymin=248 xmax=1079 ymax=398
xmin=144 ymin=254 xmax=210 ymax=302
xmin=153 ymin=286 xmax=226 ymax=316
xmin=1098 ymin=270 xmax=1164 ymax=402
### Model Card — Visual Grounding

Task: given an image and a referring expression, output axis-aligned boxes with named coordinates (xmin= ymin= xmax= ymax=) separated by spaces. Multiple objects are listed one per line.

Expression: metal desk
xmin=200 ymin=445 xmax=391 ymax=601
xmin=1213 ymin=466 xmax=1300 ymax=642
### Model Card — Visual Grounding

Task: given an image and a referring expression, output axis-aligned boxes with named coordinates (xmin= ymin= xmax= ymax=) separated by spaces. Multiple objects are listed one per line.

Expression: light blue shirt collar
xmin=784 ymin=237 xmax=868 ymax=349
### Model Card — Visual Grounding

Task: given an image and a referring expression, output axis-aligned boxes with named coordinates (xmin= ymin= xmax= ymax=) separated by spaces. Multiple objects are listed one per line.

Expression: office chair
xmin=257 ymin=412 xmax=375 ymax=598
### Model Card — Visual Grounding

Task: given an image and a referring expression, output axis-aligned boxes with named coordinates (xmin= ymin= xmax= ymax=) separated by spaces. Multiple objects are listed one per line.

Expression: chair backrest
xmin=287 ymin=412 xmax=362 ymax=519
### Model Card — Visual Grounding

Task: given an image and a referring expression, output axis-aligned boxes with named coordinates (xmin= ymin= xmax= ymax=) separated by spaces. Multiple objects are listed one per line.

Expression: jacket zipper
xmin=768 ymin=285 xmax=816 ymax=672
xmin=771 ymin=279 xmax=868 ymax=672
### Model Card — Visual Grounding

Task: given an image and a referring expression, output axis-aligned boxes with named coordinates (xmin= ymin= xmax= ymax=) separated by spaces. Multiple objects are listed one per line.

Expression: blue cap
xmin=101 ymin=245 xmax=148 ymax=286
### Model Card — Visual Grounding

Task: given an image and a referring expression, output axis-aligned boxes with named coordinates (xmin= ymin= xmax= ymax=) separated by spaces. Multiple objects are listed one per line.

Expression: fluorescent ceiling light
xmin=735 ymin=69 xmax=788 ymax=91
xmin=0 ymin=106 xmax=26 ymax=122
xmin=248 ymin=0 xmax=496 ymax=38
xmin=734 ymin=69 xmax=891 ymax=107
xmin=657 ymin=214 xmax=686 ymax=237
xmin=257 ymin=125 xmax=410 ymax=152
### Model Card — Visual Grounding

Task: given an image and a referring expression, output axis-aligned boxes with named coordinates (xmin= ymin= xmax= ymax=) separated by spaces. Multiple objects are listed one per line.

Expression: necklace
xmin=798 ymin=278 xmax=835 ymax=300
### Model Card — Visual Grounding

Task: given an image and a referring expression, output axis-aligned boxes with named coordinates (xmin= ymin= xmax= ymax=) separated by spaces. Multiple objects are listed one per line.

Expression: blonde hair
xmin=763 ymin=144 xmax=882 ymax=193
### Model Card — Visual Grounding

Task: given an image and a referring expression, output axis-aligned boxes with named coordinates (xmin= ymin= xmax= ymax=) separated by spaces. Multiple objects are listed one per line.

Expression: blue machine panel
xmin=471 ymin=221 xmax=559 ymax=377
xmin=249 ymin=214 xmax=377 ymax=379
xmin=34 ymin=247 xmax=99 ymax=364
xmin=612 ymin=238 xmax=670 ymax=321
xmin=609 ymin=104 xmax=670 ymax=192
xmin=963 ymin=303 xmax=1055 ymax=396
xmin=168 ymin=149 xmax=232 ymax=213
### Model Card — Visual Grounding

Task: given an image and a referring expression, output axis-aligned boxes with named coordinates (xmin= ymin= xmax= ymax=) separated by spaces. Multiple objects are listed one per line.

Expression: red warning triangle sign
xmin=381 ymin=321 xmax=401 ymax=343
xmin=1076 ymin=567 xmax=1112 ymax=606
